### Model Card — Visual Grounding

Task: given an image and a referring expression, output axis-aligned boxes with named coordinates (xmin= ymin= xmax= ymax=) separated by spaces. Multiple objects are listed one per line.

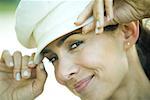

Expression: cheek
xmin=78 ymin=40 xmax=128 ymax=79
xmin=103 ymin=52 xmax=128 ymax=77
xmin=78 ymin=45 xmax=105 ymax=69
xmin=54 ymin=69 xmax=62 ymax=84
xmin=54 ymin=66 xmax=65 ymax=85
xmin=98 ymin=47 xmax=129 ymax=84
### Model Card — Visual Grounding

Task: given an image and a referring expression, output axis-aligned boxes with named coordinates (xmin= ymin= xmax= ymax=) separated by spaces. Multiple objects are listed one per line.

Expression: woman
xmin=0 ymin=0 xmax=150 ymax=100
xmin=40 ymin=22 xmax=150 ymax=100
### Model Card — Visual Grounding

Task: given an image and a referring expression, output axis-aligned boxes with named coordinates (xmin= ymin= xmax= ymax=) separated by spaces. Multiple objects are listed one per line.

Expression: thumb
xmin=36 ymin=63 xmax=47 ymax=83
xmin=33 ymin=63 xmax=47 ymax=97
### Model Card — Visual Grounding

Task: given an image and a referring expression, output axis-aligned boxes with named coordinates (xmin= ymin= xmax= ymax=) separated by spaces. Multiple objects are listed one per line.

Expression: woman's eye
xmin=104 ymin=24 xmax=118 ymax=31
xmin=48 ymin=56 xmax=58 ymax=63
xmin=69 ymin=40 xmax=83 ymax=50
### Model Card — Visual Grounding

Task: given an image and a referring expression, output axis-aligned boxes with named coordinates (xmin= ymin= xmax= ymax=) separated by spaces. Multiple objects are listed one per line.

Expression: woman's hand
xmin=0 ymin=50 xmax=47 ymax=100
xmin=75 ymin=0 xmax=150 ymax=34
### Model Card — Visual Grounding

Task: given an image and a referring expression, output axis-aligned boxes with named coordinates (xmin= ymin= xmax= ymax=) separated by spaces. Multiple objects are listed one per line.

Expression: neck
xmin=110 ymin=45 xmax=150 ymax=100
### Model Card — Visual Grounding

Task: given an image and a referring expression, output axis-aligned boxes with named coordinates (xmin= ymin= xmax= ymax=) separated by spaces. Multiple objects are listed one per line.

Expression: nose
xmin=55 ymin=57 xmax=79 ymax=85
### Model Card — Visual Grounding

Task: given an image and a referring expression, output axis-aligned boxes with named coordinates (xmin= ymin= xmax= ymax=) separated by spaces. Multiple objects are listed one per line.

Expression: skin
xmin=42 ymin=22 xmax=150 ymax=100
xmin=75 ymin=0 xmax=150 ymax=34
xmin=0 ymin=51 xmax=47 ymax=100
xmin=44 ymin=28 xmax=128 ymax=100
xmin=0 ymin=0 xmax=150 ymax=99
xmin=0 ymin=22 xmax=149 ymax=99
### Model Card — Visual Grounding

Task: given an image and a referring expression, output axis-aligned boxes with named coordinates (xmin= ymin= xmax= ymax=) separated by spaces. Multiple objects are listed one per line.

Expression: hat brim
xmin=34 ymin=16 xmax=93 ymax=64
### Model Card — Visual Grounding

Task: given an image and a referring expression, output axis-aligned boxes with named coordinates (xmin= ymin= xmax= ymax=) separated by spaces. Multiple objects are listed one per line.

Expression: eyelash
xmin=47 ymin=55 xmax=58 ymax=63
xmin=69 ymin=40 xmax=83 ymax=51
xmin=104 ymin=24 xmax=118 ymax=31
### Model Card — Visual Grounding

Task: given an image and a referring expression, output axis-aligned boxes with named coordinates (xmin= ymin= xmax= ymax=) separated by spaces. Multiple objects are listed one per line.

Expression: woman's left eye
xmin=46 ymin=54 xmax=58 ymax=64
xmin=69 ymin=40 xmax=83 ymax=50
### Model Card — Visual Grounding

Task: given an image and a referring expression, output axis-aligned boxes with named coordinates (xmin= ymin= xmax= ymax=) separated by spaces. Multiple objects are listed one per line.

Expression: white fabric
xmin=15 ymin=0 xmax=93 ymax=64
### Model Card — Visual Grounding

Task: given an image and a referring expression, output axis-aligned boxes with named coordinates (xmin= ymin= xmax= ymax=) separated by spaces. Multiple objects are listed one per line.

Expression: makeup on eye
xmin=104 ymin=24 xmax=119 ymax=31
xmin=68 ymin=40 xmax=84 ymax=51
xmin=45 ymin=39 xmax=84 ymax=63
xmin=47 ymin=54 xmax=58 ymax=63
xmin=43 ymin=24 xmax=118 ymax=63
xmin=61 ymin=33 xmax=85 ymax=51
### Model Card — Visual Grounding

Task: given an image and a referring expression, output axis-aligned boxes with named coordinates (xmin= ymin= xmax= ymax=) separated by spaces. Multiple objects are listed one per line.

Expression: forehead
xmin=50 ymin=24 xmax=119 ymax=46
xmin=42 ymin=24 xmax=120 ymax=54
xmin=41 ymin=28 xmax=83 ymax=53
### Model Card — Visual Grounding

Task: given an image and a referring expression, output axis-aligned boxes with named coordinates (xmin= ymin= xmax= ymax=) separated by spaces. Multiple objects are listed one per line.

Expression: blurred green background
xmin=0 ymin=0 xmax=20 ymax=12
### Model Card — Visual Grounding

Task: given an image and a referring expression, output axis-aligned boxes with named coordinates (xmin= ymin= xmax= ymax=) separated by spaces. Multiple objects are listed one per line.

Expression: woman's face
xmin=43 ymin=26 xmax=129 ymax=100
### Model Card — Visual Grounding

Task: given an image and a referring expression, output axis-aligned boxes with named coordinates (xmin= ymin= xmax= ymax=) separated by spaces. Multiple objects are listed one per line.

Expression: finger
xmin=104 ymin=0 xmax=114 ymax=21
xmin=1 ymin=50 xmax=14 ymax=67
xmin=0 ymin=63 xmax=13 ymax=73
xmin=82 ymin=17 xmax=109 ymax=34
xmin=82 ymin=21 xmax=96 ymax=34
xmin=13 ymin=51 xmax=22 ymax=81
xmin=31 ymin=67 xmax=36 ymax=79
xmin=21 ymin=55 xmax=31 ymax=79
xmin=93 ymin=0 xmax=104 ymax=34
xmin=33 ymin=63 xmax=47 ymax=96
xmin=74 ymin=1 xmax=94 ymax=26
xmin=28 ymin=53 xmax=36 ymax=68
xmin=35 ymin=63 xmax=47 ymax=86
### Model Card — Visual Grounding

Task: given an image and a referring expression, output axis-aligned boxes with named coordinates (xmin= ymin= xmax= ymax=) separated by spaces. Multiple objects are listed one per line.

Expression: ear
xmin=122 ymin=21 xmax=139 ymax=50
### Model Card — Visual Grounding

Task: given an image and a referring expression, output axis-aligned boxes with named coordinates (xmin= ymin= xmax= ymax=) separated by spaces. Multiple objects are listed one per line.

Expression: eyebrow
xmin=56 ymin=29 xmax=82 ymax=47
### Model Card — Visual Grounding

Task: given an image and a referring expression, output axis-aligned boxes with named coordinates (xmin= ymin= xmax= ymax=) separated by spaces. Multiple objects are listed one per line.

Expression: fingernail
xmin=95 ymin=27 xmax=103 ymax=35
xmin=95 ymin=27 xmax=99 ymax=34
xmin=16 ymin=72 xmax=21 ymax=81
xmin=9 ymin=62 xmax=14 ymax=67
xmin=96 ymin=21 xmax=101 ymax=28
xmin=23 ymin=70 xmax=30 ymax=77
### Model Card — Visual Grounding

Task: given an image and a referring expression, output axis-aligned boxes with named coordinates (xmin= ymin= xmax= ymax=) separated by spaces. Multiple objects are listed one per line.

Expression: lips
xmin=74 ymin=75 xmax=94 ymax=92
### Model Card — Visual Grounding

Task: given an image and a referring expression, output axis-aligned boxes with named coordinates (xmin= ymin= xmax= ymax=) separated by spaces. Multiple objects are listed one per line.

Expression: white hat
xmin=15 ymin=0 xmax=93 ymax=64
